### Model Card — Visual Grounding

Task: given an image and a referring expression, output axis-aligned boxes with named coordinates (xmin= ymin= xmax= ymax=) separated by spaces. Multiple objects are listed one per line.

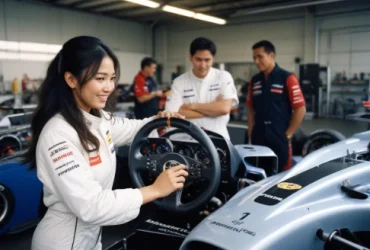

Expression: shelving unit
xmin=320 ymin=78 xmax=369 ymax=119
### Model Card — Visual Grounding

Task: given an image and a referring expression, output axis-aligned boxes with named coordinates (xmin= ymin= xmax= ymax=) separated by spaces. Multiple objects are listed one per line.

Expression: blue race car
xmin=0 ymin=125 xmax=42 ymax=236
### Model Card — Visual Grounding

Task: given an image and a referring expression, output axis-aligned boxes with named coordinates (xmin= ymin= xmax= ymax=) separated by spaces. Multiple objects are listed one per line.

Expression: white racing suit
xmin=31 ymin=110 xmax=153 ymax=250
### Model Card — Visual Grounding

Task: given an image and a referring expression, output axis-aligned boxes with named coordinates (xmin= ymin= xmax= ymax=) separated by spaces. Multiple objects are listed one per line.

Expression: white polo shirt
xmin=165 ymin=67 xmax=239 ymax=140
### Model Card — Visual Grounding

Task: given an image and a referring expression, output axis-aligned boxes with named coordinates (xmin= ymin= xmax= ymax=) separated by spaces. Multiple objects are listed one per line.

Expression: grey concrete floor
xmin=1 ymin=117 xmax=368 ymax=250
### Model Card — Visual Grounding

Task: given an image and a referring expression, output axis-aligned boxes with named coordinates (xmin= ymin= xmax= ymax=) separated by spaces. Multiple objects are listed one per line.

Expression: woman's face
xmin=74 ymin=56 xmax=116 ymax=113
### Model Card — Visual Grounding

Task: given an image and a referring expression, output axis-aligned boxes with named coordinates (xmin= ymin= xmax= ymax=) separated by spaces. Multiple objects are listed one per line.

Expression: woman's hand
xmin=156 ymin=111 xmax=185 ymax=119
xmin=152 ymin=164 xmax=188 ymax=198
xmin=139 ymin=165 xmax=188 ymax=204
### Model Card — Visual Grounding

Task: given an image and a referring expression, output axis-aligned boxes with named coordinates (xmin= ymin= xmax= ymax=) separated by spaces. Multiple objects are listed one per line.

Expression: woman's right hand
xmin=152 ymin=164 xmax=188 ymax=198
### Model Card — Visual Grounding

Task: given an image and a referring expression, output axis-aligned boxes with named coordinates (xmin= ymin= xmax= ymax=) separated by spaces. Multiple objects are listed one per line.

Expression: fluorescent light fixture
xmin=0 ymin=40 xmax=62 ymax=53
xmin=0 ymin=51 xmax=55 ymax=61
xmin=163 ymin=5 xmax=195 ymax=17
xmin=162 ymin=5 xmax=226 ymax=25
xmin=194 ymin=13 xmax=226 ymax=25
xmin=124 ymin=0 xmax=160 ymax=8
xmin=19 ymin=42 xmax=62 ymax=53
xmin=0 ymin=41 xmax=19 ymax=51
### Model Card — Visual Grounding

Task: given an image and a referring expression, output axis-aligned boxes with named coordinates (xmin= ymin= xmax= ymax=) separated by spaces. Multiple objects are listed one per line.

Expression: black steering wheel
xmin=128 ymin=117 xmax=221 ymax=213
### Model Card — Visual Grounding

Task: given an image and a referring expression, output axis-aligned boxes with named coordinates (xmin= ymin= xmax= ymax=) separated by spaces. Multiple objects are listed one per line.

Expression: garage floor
xmin=0 ymin=117 xmax=368 ymax=250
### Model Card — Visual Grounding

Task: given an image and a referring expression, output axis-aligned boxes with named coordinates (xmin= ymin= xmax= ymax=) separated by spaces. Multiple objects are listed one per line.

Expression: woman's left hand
xmin=156 ymin=111 xmax=185 ymax=119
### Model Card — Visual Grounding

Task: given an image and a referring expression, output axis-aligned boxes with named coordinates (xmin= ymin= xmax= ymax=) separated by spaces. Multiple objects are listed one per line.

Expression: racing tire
xmin=302 ymin=129 xmax=346 ymax=156
xmin=292 ymin=128 xmax=308 ymax=156
xmin=0 ymin=184 xmax=15 ymax=228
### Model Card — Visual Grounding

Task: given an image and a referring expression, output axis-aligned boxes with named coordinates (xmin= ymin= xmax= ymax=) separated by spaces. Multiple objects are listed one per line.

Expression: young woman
xmin=24 ymin=36 xmax=188 ymax=250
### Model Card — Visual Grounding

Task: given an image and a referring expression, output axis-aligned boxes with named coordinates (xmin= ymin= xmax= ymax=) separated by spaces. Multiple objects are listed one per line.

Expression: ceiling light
xmin=124 ymin=0 xmax=160 ymax=8
xmin=163 ymin=5 xmax=195 ymax=17
xmin=19 ymin=42 xmax=62 ymax=53
xmin=0 ymin=40 xmax=62 ymax=53
xmin=194 ymin=13 xmax=226 ymax=25
xmin=0 ymin=41 xmax=19 ymax=51
xmin=0 ymin=51 xmax=55 ymax=61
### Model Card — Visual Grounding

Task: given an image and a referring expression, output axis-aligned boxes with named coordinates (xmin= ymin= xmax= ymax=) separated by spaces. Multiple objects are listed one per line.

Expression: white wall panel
xmin=157 ymin=18 xmax=305 ymax=84
xmin=0 ymin=0 xmax=151 ymax=84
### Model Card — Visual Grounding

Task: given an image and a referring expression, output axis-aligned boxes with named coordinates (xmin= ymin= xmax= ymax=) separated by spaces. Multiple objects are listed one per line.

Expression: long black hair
xmin=24 ymin=36 xmax=120 ymax=170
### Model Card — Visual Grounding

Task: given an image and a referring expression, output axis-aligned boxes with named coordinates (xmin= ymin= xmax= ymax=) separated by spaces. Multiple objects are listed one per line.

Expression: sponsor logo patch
xmin=53 ymin=151 xmax=73 ymax=163
xmin=209 ymin=88 xmax=220 ymax=91
xmin=253 ymin=90 xmax=262 ymax=95
xmin=253 ymin=81 xmax=261 ymax=85
xmin=48 ymin=141 xmax=66 ymax=151
xmin=253 ymin=85 xmax=261 ymax=90
xmin=183 ymin=89 xmax=193 ymax=92
xmin=55 ymin=160 xmax=75 ymax=171
xmin=89 ymin=154 xmax=102 ymax=167
xmin=58 ymin=164 xmax=80 ymax=176
xmin=106 ymin=130 xmax=112 ymax=145
xmin=271 ymin=88 xmax=283 ymax=94
xmin=50 ymin=145 xmax=68 ymax=157
xmin=272 ymin=84 xmax=283 ymax=88
xmin=183 ymin=95 xmax=195 ymax=98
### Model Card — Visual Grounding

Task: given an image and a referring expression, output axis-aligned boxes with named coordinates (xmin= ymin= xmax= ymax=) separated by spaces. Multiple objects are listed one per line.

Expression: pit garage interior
xmin=1 ymin=0 xmax=370 ymax=249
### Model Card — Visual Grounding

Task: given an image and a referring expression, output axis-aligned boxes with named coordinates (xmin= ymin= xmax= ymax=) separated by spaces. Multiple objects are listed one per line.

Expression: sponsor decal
xmin=48 ymin=141 xmax=66 ymax=151
xmin=50 ymin=145 xmax=68 ymax=157
xmin=210 ymin=84 xmax=219 ymax=87
xmin=253 ymin=85 xmax=261 ymax=90
xmin=277 ymin=182 xmax=302 ymax=190
xmin=183 ymin=89 xmax=193 ymax=92
xmin=210 ymin=221 xmax=256 ymax=236
xmin=292 ymin=85 xmax=299 ymax=89
xmin=89 ymin=154 xmax=102 ymax=166
xmin=209 ymin=88 xmax=220 ymax=91
xmin=272 ymin=84 xmax=283 ymax=88
xmin=260 ymin=193 xmax=283 ymax=201
xmin=143 ymin=219 xmax=190 ymax=238
xmin=183 ymin=94 xmax=195 ymax=98
xmin=253 ymin=81 xmax=261 ymax=85
xmin=253 ymin=90 xmax=262 ymax=95
xmin=106 ymin=131 xmax=112 ymax=145
xmin=53 ymin=151 xmax=73 ymax=163
xmin=255 ymin=160 xmax=355 ymax=206
xmin=271 ymin=88 xmax=283 ymax=94
xmin=55 ymin=160 xmax=75 ymax=171
xmin=293 ymin=89 xmax=301 ymax=94
xmin=58 ymin=164 xmax=80 ymax=176
xmin=231 ymin=212 xmax=251 ymax=226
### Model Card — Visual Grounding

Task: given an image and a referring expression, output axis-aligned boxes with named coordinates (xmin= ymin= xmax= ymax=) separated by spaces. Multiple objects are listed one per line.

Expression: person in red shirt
xmin=133 ymin=57 xmax=163 ymax=119
xmin=246 ymin=40 xmax=306 ymax=176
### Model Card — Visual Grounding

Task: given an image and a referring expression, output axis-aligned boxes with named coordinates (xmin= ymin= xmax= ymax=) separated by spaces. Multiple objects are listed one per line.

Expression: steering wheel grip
xmin=128 ymin=117 xmax=221 ymax=213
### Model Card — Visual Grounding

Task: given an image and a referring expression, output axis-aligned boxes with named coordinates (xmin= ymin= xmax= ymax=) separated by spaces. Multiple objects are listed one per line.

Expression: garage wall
xmin=317 ymin=10 xmax=370 ymax=80
xmin=155 ymin=9 xmax=307 ymax=85
xmin=0 ymin=0 xmax=152 ymax=83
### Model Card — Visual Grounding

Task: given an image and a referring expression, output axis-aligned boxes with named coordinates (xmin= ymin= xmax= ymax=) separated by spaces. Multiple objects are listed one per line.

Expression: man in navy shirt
xmin=133 ymin=57 xmax=163 ymax=119
xmin=247 ymin=41 xmax=306 ymax=176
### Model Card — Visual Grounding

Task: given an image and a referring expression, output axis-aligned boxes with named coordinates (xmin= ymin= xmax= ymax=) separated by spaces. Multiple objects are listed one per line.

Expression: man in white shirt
xmin=165 ymin=37 xmax=239 ymax=140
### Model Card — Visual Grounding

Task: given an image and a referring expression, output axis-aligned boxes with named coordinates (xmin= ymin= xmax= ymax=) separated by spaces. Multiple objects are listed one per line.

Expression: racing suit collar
xmin=190 ymin=67 xmax=213 ymax=83
xmin=80 ymin=109 xmax=103 ymax=130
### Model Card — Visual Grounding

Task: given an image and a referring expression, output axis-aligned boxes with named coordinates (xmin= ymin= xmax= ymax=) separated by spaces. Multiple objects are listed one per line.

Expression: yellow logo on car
xmin=277 ymin=182 xmax=302 ymax=190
